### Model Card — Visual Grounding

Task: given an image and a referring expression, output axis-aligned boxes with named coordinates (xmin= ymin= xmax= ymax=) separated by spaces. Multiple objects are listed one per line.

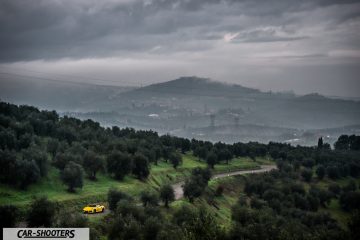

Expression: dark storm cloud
xmin=0 ymin=0 xmax=219 ymax=60
xmin=0 ymin=0 xmax=359 ymax=61
xmin=0 ymin=0 xmax=359 ymax=99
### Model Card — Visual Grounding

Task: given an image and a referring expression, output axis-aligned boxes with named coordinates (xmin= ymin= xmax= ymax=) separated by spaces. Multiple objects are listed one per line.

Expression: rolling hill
xmin=1 ymin=76 xmax=360 ymax=144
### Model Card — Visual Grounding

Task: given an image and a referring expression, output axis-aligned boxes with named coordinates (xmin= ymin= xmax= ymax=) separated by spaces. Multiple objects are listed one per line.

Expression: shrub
xmin=160 ymin=184 xmax=175 ymax=208
xmin=340 ymin=191 xmax=360 ymax=211
xmin=27 ymin=197 xmax=56 ymax=227
xmin=215 ymin=185 xmax=224 ymax=196
xmin=0 ymin=205 xmax=19 ymax=227
xmin=328 ymin=183 xmax=341 ymax=196
xmin=169 ymin=151 xmax=182 ymax=169
xmin=61 ymin=161 xmax=84 ymax=192
xmin=53 ymin=210 xmax=87 ymax=227
xmin=301 ymin=168 xmax=313 ymax=182
xmin=316 ymin=165 xmax=325 ymax=180
xmin=108 ymin=189 xmax=131 ymax=211
xmin=106 ymin=151 xmax=132 ymax=180
xmin=83 ymin=151 xmax=103 ymax=180
xmin=132 ymin=153 xmax=150 ymax=179
xmin=140 ymin=190 xmax=159 ymax=207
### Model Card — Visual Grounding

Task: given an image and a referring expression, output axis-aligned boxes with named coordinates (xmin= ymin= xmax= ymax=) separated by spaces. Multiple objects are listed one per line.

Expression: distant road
xmin=173 ymin=165 xmax=277 ymax=200
xmin=82 ymin=165 xmax=277 ymax=218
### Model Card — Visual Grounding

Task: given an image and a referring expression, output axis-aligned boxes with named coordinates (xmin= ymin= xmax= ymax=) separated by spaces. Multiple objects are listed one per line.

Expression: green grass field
xmin=87 ymin=167 xmax=356 ymax=231
xmin=148 ymin=153 xmax=260 ymax=187
xmin=207 ymin=176 xmax=247 ymax=228
xmin=319 ymin=199 xmax=349 ymax=229
xmin=0 ymin=153 xmax=262 ymax=208
xmin=168 ymin=175 xmax=247 ymax=228
xmin=306 ymin=176 xmax=360 ymax=229
xmin=196 ymin=173 xmax=356 ymax=230
xmin=301 ymin=175 xmax=360 ymax=227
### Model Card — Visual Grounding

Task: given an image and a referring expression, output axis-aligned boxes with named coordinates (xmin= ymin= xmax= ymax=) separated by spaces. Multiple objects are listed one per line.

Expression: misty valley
xmin=2 ymin=76 xmax=359 ymax=146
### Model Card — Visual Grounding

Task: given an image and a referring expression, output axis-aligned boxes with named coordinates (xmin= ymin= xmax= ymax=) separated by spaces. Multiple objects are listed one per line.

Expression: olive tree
xmin=61 ymin=161 xmax=84 ymax=192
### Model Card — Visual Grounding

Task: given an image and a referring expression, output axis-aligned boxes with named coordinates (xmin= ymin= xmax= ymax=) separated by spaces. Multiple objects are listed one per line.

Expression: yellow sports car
xmin=83 ymin=204 xmax=105 ymax=214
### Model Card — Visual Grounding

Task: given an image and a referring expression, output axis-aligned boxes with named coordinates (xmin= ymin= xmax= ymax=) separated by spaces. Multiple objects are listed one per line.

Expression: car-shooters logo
xmin=3 ymin=228 xmax=89 ymax=240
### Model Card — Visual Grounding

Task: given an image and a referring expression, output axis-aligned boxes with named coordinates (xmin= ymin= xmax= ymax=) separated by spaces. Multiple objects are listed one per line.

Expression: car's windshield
xmin=87 ymin=204 xmax=96 ymax=207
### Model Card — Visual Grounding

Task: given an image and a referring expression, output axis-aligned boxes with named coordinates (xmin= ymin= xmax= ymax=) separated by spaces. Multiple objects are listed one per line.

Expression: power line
xmin=0 ymin=71 xmax=135 ymax=87
xmin=0 ymin=65 xmax=136 ymax=86
xmin=0 ymin=71 xmax=99 ymax=86
xmin=0 ymin=65 xmax=104 ymax=82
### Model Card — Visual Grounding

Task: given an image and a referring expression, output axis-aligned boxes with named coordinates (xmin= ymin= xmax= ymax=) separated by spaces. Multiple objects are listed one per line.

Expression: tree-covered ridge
xmin=1 ymin=101 xmax=360 ymax=239
xmin=226 ymin=143 xmax=360 ymax=240
xmin=0 ymin=100 xmax=265 ymax=190
xmin=1 ymin=100 xmax=359 ymax=191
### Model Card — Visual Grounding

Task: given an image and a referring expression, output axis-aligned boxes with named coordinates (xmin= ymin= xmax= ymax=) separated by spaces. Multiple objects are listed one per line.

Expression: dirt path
xmin=173 ymin=165 xmax=277 ymax=200
xmin=85 ymin=165 xmax=276 ymax=217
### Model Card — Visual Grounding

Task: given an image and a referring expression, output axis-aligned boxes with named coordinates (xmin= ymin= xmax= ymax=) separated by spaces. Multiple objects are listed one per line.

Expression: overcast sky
xmin=0 ymin=0 xmax=360 ymax=97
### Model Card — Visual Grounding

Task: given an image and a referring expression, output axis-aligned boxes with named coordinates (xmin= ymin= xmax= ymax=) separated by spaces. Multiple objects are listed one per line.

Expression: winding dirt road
xmin=172 ymin=165 xmax=277 ymax=200
xmin=83 ymin=165 xmax=277 ymax=218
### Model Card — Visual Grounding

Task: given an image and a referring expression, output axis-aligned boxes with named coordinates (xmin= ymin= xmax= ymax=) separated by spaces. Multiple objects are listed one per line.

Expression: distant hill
xmin=2 ymin=75 xmax=360 ymax=144
xmin=0 ymin=77 xmax=134 ymax=111
xmin=297 ymin=93 xmax=328 ymax=100
xmin=118 ymin=76 xmax=360 ymax=130
xmin=129 ymin=76 xmax=259 ymax=98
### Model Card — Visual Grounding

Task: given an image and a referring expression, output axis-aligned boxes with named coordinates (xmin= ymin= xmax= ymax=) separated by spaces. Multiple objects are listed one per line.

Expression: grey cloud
xmin=262 ymin=54 xmax=329 ymax=59
xmin=0 ymin=0 xmax=359 ymax=61
xmin=231 ymin=28 xmax=308 ymax=43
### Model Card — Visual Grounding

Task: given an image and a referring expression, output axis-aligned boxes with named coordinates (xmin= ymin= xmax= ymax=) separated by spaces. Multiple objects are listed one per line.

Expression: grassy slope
xmin=89 ymin=169 xmax=358 ymax=236
xmin=179 ymin=173 xmax=359 ymax=230
xmin=0 ymin=153 xmax=261 ymax=208
xmin=306 ymin=176 xmax=360 ymax=229
xmin=161 ymin=175 xmax=248 ymax=231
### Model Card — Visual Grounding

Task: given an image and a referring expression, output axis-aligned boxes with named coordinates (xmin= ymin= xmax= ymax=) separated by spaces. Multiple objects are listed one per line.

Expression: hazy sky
xmin=0 ymin=0 xmax=360 ymax=97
